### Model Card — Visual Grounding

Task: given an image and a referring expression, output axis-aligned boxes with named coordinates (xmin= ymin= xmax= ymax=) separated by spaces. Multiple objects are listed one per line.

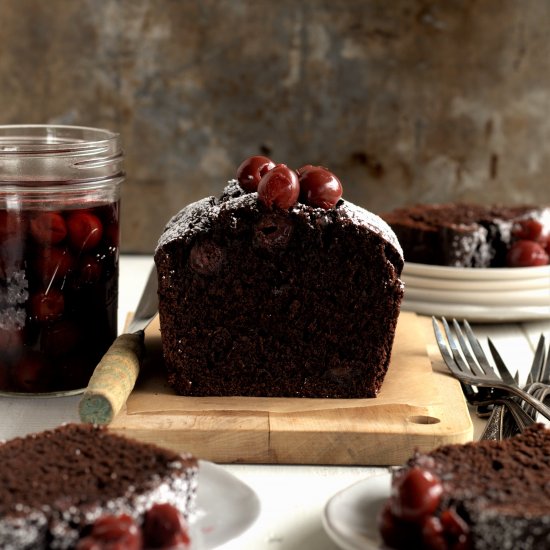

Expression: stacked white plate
xmin=401 ymin=262 xmax=550 ymax=322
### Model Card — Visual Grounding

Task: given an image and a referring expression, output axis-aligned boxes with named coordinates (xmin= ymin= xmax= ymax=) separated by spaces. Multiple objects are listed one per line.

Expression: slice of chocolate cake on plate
xmin=379 ymin=424 xmax=550 ymax=549
xmin=0 ymin=423 xmax=197 ymax=549
xmin=381 ymin=202 xmax=550 ymax=267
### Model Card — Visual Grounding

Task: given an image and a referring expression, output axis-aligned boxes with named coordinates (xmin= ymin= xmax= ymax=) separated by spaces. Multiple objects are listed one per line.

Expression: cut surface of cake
xmin=381 ymin=202 xmax=550 ymax=267
xmin=0 ymin=423 xmax=198 ymax=549
xmin=155 ymin=158 xmax=404 ymax=398
xmin=379 ymin=424 xmax=550 ymax=550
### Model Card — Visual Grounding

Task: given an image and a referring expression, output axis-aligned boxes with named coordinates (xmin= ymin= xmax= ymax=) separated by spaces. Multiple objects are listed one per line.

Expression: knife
xmin=78 ymin=265 xmax=159 ymax=425
xmin=487 ymin=338 xmax=518 ymax=387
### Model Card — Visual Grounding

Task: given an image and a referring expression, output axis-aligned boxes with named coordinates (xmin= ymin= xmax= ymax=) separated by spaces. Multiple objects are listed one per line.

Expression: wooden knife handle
xmin=78 ymin=331 xmax=145 ymax=425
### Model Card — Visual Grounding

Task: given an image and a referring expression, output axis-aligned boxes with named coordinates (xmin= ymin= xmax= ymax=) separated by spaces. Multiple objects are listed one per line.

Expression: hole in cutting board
xmin=407 ymin=415 xmax=441 ymax=425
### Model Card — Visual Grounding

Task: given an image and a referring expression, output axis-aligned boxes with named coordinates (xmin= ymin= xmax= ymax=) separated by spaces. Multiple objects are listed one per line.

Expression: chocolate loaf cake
xmin=379 ymin=424 xmax=550 ymax=550
xmin=0 ymin=423 xmax=198 ymax=549
xmin=381 ymin=203 xmax=550 ymax=267
xmin=155 ymin=158 xmax=404 ymax=398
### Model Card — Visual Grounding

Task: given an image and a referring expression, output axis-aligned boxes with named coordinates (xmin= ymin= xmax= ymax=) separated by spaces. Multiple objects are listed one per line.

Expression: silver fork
xmin=431 ymin=318 xmax=536 ymax=438
xmin=432 ymin=317 xmax=550 ymax=422
xmin=489 ymin=334 xmax=550 ymax=414
xmin=488 ymin=335 xmax=550 ymax=437
xmin=514 ymin=335 xmax=550 ymax=418
xmin=478 ymin=394 xmax=536 ymax=439
xmin=485 ymin=338 xmax=543 ymax=438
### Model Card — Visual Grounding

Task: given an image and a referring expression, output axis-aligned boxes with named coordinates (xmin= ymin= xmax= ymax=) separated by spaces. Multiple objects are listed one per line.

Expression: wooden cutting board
xmin=110 ymin=312 xmax=473 ymax=465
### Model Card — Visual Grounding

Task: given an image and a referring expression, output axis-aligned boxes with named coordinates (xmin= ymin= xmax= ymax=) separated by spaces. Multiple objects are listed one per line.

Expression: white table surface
xmin=0 ymin=254 xmax=548 ymax=550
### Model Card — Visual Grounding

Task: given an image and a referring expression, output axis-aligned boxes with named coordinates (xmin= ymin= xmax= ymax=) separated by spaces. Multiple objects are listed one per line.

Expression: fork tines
xmin=433 ymin=317 xmax=490 ymax=378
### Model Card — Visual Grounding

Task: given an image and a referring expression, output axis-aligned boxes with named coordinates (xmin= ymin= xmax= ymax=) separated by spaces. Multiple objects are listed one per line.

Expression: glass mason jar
xmin=0 ymin=125 xmax=124 ymax=395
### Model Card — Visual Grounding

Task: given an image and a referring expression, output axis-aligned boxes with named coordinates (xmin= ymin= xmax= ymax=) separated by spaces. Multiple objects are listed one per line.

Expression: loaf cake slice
xmin=155 ymin=167 xmax=404 ymax=398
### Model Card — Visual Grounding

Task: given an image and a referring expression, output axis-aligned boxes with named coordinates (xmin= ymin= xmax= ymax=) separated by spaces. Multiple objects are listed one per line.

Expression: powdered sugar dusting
xmin=338 ymin=200 xmax=403 ymax=258
xmin=155 ymin=181 xmax=404 ymax=265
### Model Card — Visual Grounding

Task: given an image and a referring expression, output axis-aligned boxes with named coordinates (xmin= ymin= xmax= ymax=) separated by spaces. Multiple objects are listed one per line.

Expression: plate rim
xmin=402 ymin=272 xmax=550 ymax=291
xmin=195 ymin=459 xmax=261 ymax=548
xmin=322 ymin=472 xmax=391 ymax=550
xmin=403 ymin=262 xmax=550 ymax=281
xmin=404 ymin=286 xmax=550 ymax=307
xmin=401 ymin=299 xmax=550 ymax=322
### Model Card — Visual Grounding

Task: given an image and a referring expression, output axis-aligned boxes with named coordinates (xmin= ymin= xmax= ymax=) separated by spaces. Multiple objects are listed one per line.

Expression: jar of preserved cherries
xmin=0 ymin=125 xmax=124 ymax=395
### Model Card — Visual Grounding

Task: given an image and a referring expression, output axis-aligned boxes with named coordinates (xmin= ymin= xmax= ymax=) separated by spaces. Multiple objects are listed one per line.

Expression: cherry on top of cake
xmin=236 ymin=155 xmax=343 ymax=210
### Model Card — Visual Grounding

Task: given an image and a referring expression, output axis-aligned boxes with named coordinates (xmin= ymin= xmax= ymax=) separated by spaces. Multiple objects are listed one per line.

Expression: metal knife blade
xmin=126 ymin=266 xmax=159 ymax=333
xmin=79 ymin=265 xmax=159 ymax=425
xmin=487 ymin=338 xmax=517 ymax=387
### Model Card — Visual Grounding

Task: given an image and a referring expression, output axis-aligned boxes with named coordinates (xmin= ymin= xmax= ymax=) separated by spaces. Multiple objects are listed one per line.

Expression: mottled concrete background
xmin=1 ymin=0 xmax=549 ymax=252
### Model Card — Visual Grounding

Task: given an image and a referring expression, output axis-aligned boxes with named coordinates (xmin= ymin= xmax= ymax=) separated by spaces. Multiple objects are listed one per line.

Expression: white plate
xmin=195 ymin=460 xmax=260 ymax=548
xmin=404 ymin=286 xmax=550 ymax=307
xmin=400 ymin=261 xmax=550 ymax=321
xmin=403 ymin=272 xmax=550 ymax=292
xmin=322 ymin=473 xmax=390 ymax=550
xmin=402 ymin=299 xmax=550 ymax=322
xmin=404 ymin=262 xmax=550 ymax=281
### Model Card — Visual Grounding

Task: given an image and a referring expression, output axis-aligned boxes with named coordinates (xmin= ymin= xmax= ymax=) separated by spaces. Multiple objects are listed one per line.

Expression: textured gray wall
xmin=1 ymin=0 xmax=550 ymax=252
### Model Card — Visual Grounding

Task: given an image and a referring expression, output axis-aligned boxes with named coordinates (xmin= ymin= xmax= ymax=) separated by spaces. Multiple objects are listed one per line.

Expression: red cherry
xmin=13 ymin=350 xmax=51 ymax=392
xmin=34 ymin=246 xmax=74 ymax=285
xmin=143 ymin=503 xmax=191 ymax=548
xmin=512 ymin=219 xmax=545 ymax=242
xmin=77 ymin=255 xmax=103 ymax=285
xmin=254 ymin=216 xmax=294 ymax=249
xmin=30 ymin=212 xmax=67 ymax=245
xmin=378 ymin=502 xmax=421 ymax=549
xmin=296 ymin=164 xmax=331 ymax=176
xmin=421 ymin=516 xmax=447 ymax=550
xmin=257 ymin=164 xmax=300 ymax=209
xmin=506 ymin=240 xmax=549 ymax=267
xmin=298 ymin=166 xmax=342 ymax=209
xmin=440 ymin=509 xmax=470 ymax=549
xmin=67 ymin=210 xmax=104 ymax=252
xmin=29 ymin=289 xmax=65 ymax=322
xmin=189 ymin=240 xmax=224 ymax=275
xmin=77 ymin=514 xmax=142 ymax=550
xmin=236 ymin=156 xmax=276 ymax=192
xmin=391 ymin=467 xmax=443 ymax=522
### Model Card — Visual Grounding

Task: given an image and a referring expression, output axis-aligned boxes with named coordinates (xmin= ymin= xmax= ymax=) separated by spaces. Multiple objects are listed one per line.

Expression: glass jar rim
xmin=0 ymin=124 xmax=120 ymax=155
xmin=0 ymin=125 xmax=124 ymax=186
